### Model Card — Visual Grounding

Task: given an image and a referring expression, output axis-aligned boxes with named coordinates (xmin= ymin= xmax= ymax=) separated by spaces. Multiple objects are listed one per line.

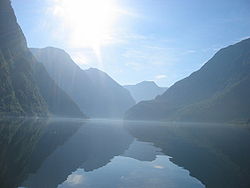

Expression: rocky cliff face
xmin=0 ymin=0 xmax=48 ymax=116
xmin=0 ymin=0 xmax=85 ymax=118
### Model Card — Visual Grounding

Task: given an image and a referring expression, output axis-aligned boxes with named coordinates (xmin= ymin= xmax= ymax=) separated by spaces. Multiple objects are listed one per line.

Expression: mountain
xmin=124 ymin=81 xmax=167 ymax=103
xmin=0 ymin=0 xmax=47 ymax=116
xmin=126 ymin=39 xmax=250 ymax=123
xmin=31 ymin=47 xmax=135 ymax=118
xmin=0 ymin=0 xmax=85 ymax=118
xmin=32 ymin=62 xmax=85 ymax=118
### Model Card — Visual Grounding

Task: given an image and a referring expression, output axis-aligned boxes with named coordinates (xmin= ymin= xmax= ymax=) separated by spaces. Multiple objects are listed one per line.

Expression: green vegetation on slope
xmin=0 ymin=0 xmax=85 ymax=118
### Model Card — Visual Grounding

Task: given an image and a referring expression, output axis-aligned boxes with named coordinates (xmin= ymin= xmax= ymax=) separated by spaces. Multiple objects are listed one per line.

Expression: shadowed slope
xmin=126 ymin=39 xmax=250 ymax=123
xmin=0 ymin=0 xmax=85 ymax=118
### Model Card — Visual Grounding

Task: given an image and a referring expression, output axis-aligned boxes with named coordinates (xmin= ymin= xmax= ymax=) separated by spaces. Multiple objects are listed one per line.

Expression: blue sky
xmin=12 ymin=0 xmax=250 ymax=87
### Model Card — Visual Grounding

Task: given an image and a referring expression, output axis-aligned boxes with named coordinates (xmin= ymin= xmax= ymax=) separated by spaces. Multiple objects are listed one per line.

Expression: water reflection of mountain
xmin=125 ymin=122 xmax=250 ymax=188
xmin=22 ymin=120 xmax=134 ymax=188
xmin=0 ymin=118 xmax=82 ymax=188
xmin=2 ymin=119 xmax=248 ymax=188
xmin=123 ymin=140 xmax=162 ymax=161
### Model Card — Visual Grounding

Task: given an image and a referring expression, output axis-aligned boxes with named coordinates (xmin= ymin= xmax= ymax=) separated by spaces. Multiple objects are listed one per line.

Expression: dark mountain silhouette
xmin=124 ymin=81 xmax=167 ymax=103
xmin=126 ymin=39 xmax=250 ymax=123
xmin=0 ymin=0 xmax=84 ymax=118
xmin=0 ymin=118 xmax=82 ymax=188
xmin=31 ymin=47 xmax=135 ymax=118
xmin=0 ymin=0 xmax=47 ymax=116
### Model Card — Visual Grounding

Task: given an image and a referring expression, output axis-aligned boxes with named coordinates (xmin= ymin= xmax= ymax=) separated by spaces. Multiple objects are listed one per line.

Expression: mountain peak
xmin=137 ymin=81 xmax=158 ymax=87
xmin=126 ymin=38 xmax=250 ymax=122
xmin=124 ymin=81 xmax=167 ymax=103
xmin=85 ymin=67 xmax=101 ymax=72
xmin=31 ymin=47 xmax=68 ymax=56
xmin=31 ymin=48 xmax=135 ymax=118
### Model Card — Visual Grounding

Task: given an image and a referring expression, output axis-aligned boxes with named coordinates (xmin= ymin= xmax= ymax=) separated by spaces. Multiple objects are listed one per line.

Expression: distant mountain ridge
xmin=31 ymin=47 xmax=135 ymax=118
xmin=124 ymin=81 xmax=167 ymax=103
xmin=126 ymin=38 xmax=250 ymax=123
xmin=0 ymin=0 xmax=85 ymax=118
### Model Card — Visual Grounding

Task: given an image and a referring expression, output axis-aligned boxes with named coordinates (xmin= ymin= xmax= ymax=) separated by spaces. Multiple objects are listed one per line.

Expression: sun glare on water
xmin=52 ymin=0 xmax=121 ymax=59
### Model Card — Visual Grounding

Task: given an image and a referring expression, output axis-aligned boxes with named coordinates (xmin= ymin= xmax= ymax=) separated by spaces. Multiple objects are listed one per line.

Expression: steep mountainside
xmin=126 ymin=39 xmax=250 ymax=123
xmin=31 ymin=47 xmax=135 ymax=118
xmin=0 ymin=0 xmax=47 ymax=116
xmin=124 ymin=81 xmax=167 ymax=103
xmin=32 ymin=63 xmax=85 ymax=118
xmin=0 ymin=0 xmax=84 ymax=118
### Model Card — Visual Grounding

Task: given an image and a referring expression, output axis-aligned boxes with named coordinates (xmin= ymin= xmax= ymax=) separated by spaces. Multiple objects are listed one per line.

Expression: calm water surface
xmin=0 ymin=118 xmax=250 ymax=188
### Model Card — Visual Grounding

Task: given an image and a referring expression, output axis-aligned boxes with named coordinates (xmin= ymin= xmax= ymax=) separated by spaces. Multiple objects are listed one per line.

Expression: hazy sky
xmin=12 ymin=0 xmax=250 ymax=87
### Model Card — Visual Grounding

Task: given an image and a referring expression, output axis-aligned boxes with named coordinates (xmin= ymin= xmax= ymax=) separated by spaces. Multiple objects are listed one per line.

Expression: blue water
xmin=14 ymin=119 xmax=250 ymax=188
xmin=59 ymin=155 xmax=204 ymax=188
xmin=20 ymin=119 xmax=204 ymax=188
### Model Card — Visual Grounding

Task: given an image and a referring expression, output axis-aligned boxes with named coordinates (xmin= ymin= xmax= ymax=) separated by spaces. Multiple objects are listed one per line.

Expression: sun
xmin=52 ymin=0 xmax=120 ymax=59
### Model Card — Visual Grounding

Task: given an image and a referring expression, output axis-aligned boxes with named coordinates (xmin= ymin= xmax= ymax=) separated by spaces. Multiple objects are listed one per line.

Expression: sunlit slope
xmin=32 ymin=63 xmax=86 ymax=118
xmin=126 ymin=38 xmax=250 ymax=123
xmin=0 ymin=0 xmax=85 ymax=117
xmin=31 ymin=47 xmax=135 ymax=118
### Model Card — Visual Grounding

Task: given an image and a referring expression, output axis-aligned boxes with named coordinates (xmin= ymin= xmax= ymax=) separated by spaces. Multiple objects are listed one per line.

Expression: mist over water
xmin=1 ymin=1 xmax=250 ymax=188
